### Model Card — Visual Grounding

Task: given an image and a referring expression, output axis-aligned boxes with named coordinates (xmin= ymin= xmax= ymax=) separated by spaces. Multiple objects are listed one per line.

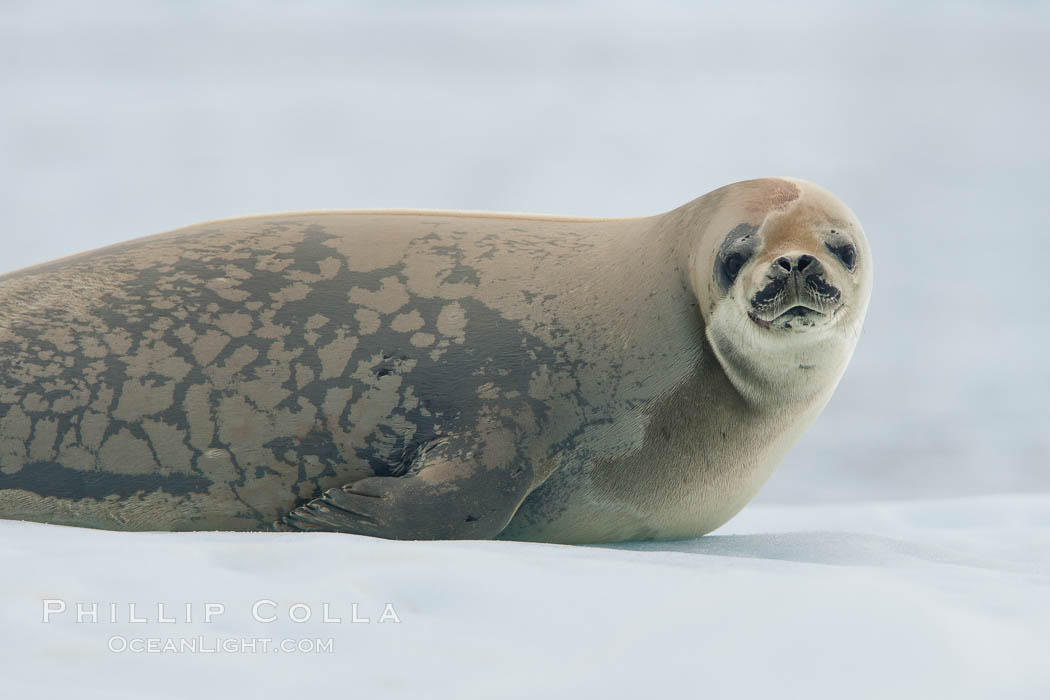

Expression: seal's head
xmin=689 ymin=178 xmax=873 ymax=403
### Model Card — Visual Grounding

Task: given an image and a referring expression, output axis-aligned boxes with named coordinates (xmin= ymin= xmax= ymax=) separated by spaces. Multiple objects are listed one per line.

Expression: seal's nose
xmin=774 ymin=254 xmax=818 ymax=273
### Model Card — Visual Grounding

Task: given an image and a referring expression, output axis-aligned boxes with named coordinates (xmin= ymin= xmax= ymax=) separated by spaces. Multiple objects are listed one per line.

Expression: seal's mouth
xmin=748 ymin=275 xmax=841 ymax=327
xmin=778 ymin=304 xmax=823 ymax=319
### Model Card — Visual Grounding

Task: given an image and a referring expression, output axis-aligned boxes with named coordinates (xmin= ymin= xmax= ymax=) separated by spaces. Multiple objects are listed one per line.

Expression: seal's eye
xmin=723 ymin=253 xmax=745 ymax=284
xmin=827 ymin=243 xmax=856 ymax=271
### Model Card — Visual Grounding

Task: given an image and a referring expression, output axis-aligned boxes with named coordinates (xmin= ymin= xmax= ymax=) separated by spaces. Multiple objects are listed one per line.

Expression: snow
xmin=2 ymin=1 xmax=1049 ymax=696
xmin=4 ymin=496 xmax=1049 ymax=698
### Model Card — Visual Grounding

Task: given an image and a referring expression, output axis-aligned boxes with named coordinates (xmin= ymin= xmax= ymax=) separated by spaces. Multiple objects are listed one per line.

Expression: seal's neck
xmin=705 ymin=305 xmax=855 ymax=415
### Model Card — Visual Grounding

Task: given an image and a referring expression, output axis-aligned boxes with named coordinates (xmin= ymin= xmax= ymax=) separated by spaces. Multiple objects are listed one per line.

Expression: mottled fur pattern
xmin=0 ymin=178 xmax=871 ymax=543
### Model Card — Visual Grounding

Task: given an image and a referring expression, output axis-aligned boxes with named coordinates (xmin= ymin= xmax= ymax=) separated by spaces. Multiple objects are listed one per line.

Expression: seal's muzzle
xmin=749 ymin=253 xmax=841 ymax=324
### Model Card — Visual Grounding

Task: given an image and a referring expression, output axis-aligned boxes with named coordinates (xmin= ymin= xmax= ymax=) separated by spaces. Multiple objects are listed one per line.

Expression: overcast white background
xmin=4 ymin=0 xmax=1048 ymax=502
xmin=2 ymin=2 xmax=1049 ymax=697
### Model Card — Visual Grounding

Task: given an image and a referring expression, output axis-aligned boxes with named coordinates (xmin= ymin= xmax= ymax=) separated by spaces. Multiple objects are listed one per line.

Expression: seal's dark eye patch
xmin=715 ymin=223 xmax=760 ymax=289
xmin=826 ymin=243 xmax=856 ymax=270
xmin=723 ymin=253 xmax=745 ymax=284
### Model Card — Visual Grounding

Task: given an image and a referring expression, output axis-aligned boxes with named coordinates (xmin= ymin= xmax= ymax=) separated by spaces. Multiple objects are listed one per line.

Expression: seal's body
xmin=0 ymin=178 xmax=871 ymax=543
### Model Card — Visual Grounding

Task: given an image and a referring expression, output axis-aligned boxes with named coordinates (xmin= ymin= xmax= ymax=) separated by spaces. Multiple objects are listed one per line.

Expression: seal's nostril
xmin=775 ymin=257 xmax=792 ymax=271
xmin=797 ymin=255 xmax=815 ymax=272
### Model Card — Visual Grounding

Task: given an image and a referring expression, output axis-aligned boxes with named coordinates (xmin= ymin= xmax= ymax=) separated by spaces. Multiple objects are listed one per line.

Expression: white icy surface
xmin=3 ymin=495 xmax=1048 ymax=699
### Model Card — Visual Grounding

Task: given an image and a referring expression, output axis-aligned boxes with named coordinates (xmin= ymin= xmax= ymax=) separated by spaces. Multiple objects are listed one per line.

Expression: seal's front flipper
xmin=283 ymin=433 xmax=533 ymax=540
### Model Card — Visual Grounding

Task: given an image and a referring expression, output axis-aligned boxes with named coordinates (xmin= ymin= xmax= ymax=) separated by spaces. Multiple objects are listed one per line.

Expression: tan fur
xmin=0 ymin=178 xmax=870 ymax=542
